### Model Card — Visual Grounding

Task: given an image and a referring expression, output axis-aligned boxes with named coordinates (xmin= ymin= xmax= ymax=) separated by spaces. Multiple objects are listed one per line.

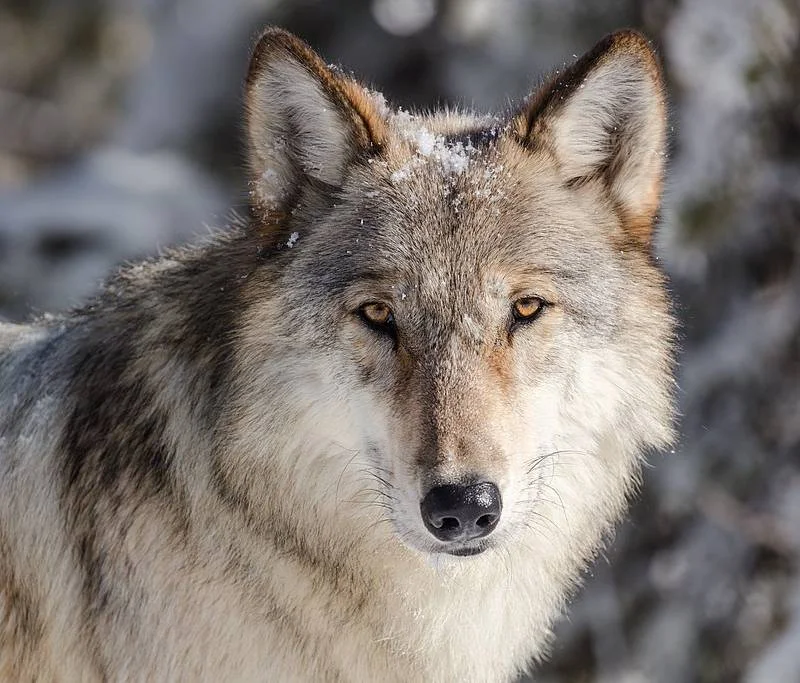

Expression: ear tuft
xmin=245 ymin=28 xmax=388 ymax=213
xmin=514 ymin=30 xmax=667 ymax=246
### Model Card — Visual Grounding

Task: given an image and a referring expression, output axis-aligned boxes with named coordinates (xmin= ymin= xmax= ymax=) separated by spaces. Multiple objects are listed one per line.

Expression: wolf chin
xmin=0 ymin=27 xmax=675 ymax=682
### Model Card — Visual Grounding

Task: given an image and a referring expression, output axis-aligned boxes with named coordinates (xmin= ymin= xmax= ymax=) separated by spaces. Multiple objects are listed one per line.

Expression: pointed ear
xmin=512 ymin=30 xmax=667 ymax=247
xmin=245 ymin=28 xmax=388 ymax=212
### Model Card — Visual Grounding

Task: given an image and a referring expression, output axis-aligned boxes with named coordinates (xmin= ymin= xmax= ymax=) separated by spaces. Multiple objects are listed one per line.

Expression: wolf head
xmin=231 ymin=28 xmax=675 ymax=561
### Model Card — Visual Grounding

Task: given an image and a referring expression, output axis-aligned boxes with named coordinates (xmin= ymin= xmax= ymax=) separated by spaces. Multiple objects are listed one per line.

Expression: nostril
xmin=476 ymin=513 xmax=497 ymax=528
xmin=438 ymin=517 xmax=460 ymax=531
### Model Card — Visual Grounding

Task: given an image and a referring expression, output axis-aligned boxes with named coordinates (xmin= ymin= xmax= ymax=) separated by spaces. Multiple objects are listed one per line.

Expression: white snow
xmin=390 ymin=168 xmax=411 ymax=183
xmin=413 ymin=127 xmax=436 ymax=156
xmin=367 ymin=89 xmax=391 ymax=119
xmin=389 ymin=112 xmax=479 ymax=184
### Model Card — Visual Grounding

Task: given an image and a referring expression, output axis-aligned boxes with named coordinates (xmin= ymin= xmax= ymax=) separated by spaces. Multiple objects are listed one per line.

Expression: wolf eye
xmin=357 ymin=302 xmax=396 ymax=337
xmin=512 ymin=297 xmax=545 ymax=322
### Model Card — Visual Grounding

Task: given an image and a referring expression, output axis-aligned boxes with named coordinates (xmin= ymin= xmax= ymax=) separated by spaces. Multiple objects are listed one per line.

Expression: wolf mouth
xmin=440 ymin=543 xmax=488 ymax=557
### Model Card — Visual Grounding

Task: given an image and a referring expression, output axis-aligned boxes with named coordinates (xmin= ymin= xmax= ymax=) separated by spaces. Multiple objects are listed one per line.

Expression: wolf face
xmin=229 ymin=30 xmax=675 ymax=563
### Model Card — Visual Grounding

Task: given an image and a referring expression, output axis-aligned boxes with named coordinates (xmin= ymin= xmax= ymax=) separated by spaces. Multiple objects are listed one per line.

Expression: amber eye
xmin=512 ymin=297 xmax=545 ymax=322
xmin=358 ymin=302 xmax=395 ymax=329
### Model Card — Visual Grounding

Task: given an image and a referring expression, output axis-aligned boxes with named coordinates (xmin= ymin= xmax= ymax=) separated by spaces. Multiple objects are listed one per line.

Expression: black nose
xmin=420 ymin=482 xmax=502 ymax=542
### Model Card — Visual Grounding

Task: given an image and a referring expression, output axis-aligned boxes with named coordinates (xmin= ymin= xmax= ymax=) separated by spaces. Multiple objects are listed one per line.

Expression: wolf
xmin=0 ymin=26 xmax=675 ymax=682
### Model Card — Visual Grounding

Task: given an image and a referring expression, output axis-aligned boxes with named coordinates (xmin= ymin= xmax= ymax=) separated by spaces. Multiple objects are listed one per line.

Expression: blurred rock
xmin=0 ymin=147 xmax=225 ymax=319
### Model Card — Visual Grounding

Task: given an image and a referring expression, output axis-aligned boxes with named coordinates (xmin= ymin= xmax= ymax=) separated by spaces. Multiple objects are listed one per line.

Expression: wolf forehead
xmin=332 ymin=115 xmax=533 ymax=252
xmin=285 ymin=120 xmax=623 ymax=312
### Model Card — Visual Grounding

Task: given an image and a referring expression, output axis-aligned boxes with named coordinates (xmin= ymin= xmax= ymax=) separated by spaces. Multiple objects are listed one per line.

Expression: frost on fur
xmin=514 ymin=30 xmax=666 ymax=246
xmin=389 ymin=111 xmax=479 ymax=183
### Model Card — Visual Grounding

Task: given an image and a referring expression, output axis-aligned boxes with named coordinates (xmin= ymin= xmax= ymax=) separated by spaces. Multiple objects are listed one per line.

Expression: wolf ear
xmin=513 ymin=30 xmax=666 ymax=246
xmin=245 ymin=28 xmax=387 ymax=212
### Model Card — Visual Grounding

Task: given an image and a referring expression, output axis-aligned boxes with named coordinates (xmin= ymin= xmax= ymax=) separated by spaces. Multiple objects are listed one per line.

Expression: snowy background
xmin=1 ymin=0 xmax=798 ymax=681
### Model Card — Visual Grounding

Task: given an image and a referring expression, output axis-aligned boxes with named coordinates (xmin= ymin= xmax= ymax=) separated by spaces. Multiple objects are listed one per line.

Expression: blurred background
xmin=0 ymin=0 xmax=798 ymax=680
